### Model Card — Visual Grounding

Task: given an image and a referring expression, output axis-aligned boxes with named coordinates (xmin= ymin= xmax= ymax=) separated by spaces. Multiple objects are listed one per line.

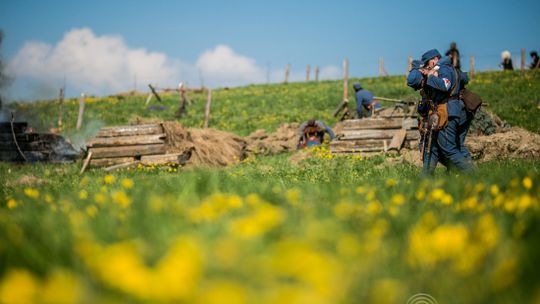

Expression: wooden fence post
xmin=315 ymin=66 xmax=320 ymax=82
xmin=379 ymin=57 xmax=388 ymax=76
xmin=203 ymin=89 xmax=212 ymax=128
xmin=343 ymin=58 xmax=349 ymax=102
xmin=76 ymin=92 xmax=85 ymax=130
xmin=284 ymin=64 xmax=290 ymax=84
xmin=306 ymin=65 xmax=311 ymax=82
xmin=521 ymin=48 xmax=526 ymax=71
xmin=57 ymin=87 xmax=64 ymax=129
xmin=469 ymin=55 xmax=475 ymax=80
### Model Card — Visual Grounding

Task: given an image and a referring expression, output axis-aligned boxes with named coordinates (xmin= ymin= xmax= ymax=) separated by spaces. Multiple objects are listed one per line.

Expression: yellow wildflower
xmin=86 ymin=205 xmax=99 ymax=218
xmin=6 ymin=199 xmax=17 ymax=209
xmin=78 ymin=190 xmax=88 ymax=200
xmin=490 ymin=185 xmax=500 ymax=196
xmin=23 ymin=187 xmax=39 ymax=199
xmin=391 ymin=194 xmax=405 ymax=205
xmin=112 ymin=191 xmax=131 ymax=208
xmin=104 ymin=175 xmax=115 ymax=184
xmin=121 ymin=178 xmax=134 ymax=189
xmin=385 ymin=178 xmax=397 ymax=187
xmin=522 ymin=177 xmax=533 ymax=190
xmin=0 ymin=269 xmax=38 ymax=303
xmin=41 ymin=271 xmax=82 ymax=304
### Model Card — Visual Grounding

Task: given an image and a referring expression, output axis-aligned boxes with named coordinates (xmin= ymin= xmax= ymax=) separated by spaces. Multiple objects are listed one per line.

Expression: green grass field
xmin=1 ymin=71 xmax=540 ymax=303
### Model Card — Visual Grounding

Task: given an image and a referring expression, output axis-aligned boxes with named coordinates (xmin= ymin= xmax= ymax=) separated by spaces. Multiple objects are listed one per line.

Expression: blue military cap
xmin=421 ymin=49 xmax=441 ymax=64
xmin=411 ymin=59 xmax=422 ymax=70
xmin=407 ymin=69 xmax=423 ymax=90
xmin=353 ymin=82 xmax=362 ymax=91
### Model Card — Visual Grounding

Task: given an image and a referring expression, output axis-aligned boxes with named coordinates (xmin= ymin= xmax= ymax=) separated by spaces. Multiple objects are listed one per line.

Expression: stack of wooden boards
xmin=330 ymin=117 xmax=419 ymax=155
xmin=86 ymin=123 xmax=187 ymax=168
xmin=0 ymin=122 xmax=79 ymax=163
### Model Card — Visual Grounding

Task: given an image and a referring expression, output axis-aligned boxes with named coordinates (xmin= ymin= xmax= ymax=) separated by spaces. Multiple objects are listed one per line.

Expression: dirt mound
xmin=466 ymin=127 xmax=540 ymax=161
xmin=162 ymin=122 xmax=246 ymax=167
xmin=402 ymin=127 xmax=540 ymax=166
xmin=245 ymin=123 xmax=299 ymax=155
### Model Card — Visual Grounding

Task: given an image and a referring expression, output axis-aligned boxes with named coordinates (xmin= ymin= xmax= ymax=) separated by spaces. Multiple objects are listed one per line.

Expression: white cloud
xmin=8 ymin=28 xmax=181 ymax=97
xmin=195 ymin=45 xmax=265 ymax=87
xmin=6 ymin=28 xmax=343 ymax=99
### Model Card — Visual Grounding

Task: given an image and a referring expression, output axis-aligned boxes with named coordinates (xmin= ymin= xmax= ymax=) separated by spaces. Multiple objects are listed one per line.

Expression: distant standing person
xmin=530 ymin=51 xmax=540 ymax=69
xmin=445 ymin=41 xmax=461 ymax=70
xmin=500 ymin=50 xmax=514 ymax=70
xmin=353 ymin=82 xmax=381 ymax=118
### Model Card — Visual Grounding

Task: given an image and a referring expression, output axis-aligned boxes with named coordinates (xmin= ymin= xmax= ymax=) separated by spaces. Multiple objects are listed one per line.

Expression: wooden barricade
xmin=330 ymin=117 xmax=419 ymax=155
xmin=86 ymin=124 xmax=188 ymax=167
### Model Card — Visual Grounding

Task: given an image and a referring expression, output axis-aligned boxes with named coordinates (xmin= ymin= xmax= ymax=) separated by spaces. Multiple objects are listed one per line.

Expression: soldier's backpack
xmin=460 ymin=88 xmax=483 ymax=112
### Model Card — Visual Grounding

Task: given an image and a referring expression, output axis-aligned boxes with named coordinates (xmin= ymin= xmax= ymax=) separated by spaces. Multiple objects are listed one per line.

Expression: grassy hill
xmin=0 ymin=70 xmax=539 ymax=303
xmin=7 ymin=70 xmax=540 ymax=137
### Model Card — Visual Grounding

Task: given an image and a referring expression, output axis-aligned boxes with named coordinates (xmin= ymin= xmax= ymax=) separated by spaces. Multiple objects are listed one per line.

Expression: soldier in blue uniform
xmin=408 ymin=49 xmax=474 ymax=175
xmin=353 ymin=83 xmax=382 ymax=118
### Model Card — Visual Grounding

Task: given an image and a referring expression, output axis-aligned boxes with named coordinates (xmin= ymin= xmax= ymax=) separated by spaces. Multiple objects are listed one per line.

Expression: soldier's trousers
xmin=421 ymin=114 xmax=474 ymax=175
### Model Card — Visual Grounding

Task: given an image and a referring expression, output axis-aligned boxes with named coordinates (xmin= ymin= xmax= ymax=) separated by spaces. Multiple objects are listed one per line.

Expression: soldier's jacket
xmin=425 ymin=56 xmax=468 ymax=118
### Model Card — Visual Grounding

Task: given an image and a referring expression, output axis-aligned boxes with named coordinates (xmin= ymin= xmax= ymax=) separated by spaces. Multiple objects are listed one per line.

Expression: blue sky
xmin=1 ymin=0 xmax=539 ymax=100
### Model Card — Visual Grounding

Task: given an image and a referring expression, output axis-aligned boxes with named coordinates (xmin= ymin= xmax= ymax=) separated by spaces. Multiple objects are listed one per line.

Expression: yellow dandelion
xmin=490 ymin=185 xmax=500 ymax=196
xmin=6 ymin=199 xmax=17 ymax=209
xmin=0 ymin=269 xmax=38 ymax=303
xmin=522 ymin=177 xmax=533 ymax=190
xmin=391 ymin=194 xmax=405 ymax=205
xmin=121 ymin=178 xmax=134 ymax=189
xmin=23 ymin=187 xmax=39 ymax=199
xmin=78 ymin=190 xmax=88 ymax=200
xmin=112 ymin=191 xmax=131 ymax=208
xmin=44 ymin=194 xmax=53 ymax=204
xmin=85 ymin=205 xmax=98 ymax=218
xmin=94 ymin=193 xmax=106 ymax=206
xmin=385 ymin=178 xmax=397 ymax=187
xmin=441 ymin=193 xmax=454 ymax=205
xmin=104 ymin=175 xmax=115 ymax=184
xmin=285 ymin=189 xmax=300 ymax=206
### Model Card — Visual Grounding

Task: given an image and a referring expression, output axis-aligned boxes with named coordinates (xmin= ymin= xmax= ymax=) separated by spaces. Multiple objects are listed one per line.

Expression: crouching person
xmin=297 ymin=119 xmax=336 ymax=149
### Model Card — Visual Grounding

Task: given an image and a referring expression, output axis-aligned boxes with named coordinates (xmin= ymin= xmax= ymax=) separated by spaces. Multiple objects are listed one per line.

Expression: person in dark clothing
xmin=297 ymin=119 xmax=335 ymax=149
xmin=500 ymin=50 xmax=514 ymax=70
xmin=353 ymin=83 xmax=382 ymax=118
xmin=530 ymin=51 xmax=540 ymax=69
xmin=445 ymin=42 xmax=461 ymax=70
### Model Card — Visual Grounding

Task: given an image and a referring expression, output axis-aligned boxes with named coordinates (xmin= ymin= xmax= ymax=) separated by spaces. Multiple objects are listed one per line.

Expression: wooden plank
xmin=88 ymin=144 xmax=165 ymax=159
xmin=340 ymin=129 xmax=419 ymax=141
xmin=341 ymin=118 xmax=403 ymax=129
xmin=80 ymin=152 xmax=93 ymax=174
xmin=388 ymin=128 xmax=407 ymax=151
xmin=140 ymin=153 xmax=185 ymax=165
xmin=105 ymin=161 xmax=140 ymax=172
xmin=331 ymin=146 xmax=384 ymax=153
xmin=89 ymin=157 xmax=135 ymax=167
xmin=96 ymin=124 xmax=163 ymax=137
xmin=86 ymin=133 xmax=166 ymax=148
xmin=341 ymin=118 xmax=418 ymax=130
xmin=402 ymin=118 xmax=418 ymax=130
xmin=330 ymin=139 xmax=387 ymax=149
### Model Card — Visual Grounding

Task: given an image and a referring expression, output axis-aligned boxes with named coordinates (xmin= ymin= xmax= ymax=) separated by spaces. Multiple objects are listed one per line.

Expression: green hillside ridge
xmin=7 ymin=70 xmax=540 ymax=137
